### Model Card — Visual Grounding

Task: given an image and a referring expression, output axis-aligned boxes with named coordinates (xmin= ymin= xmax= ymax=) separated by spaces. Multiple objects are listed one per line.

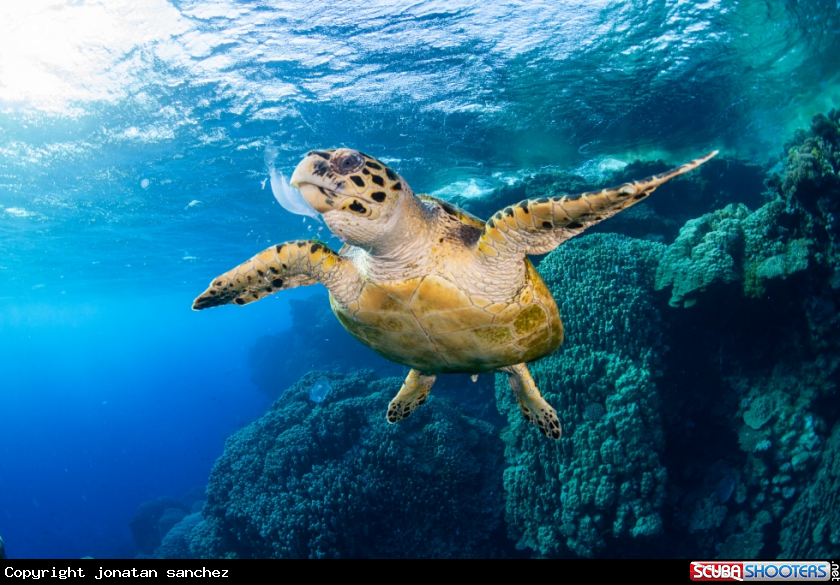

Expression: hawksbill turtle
xmin=194 ymin=148 xmax=717 ymax=439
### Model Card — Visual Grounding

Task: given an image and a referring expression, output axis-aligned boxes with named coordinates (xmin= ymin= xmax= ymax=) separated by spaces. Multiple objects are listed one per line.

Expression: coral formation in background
xmin=656 ymin=111 xmax=839 ymax=313
xmin=130 ymin=488 xmax=205 ymax=558
xmin=156 ymin=513 xmax=203 ymax=560
xmin=779 ymin=421 xmax=840 ymax=559
xmin=130 ymin=497 xmax=191 ymax=556
xmin=653 ymin=110 xmax=840 ymax=559
xmin=188 ymin=370 xmax=509 ymax=559
xmin=654 ymin=202 xmax=810 ymax=307
xmin=495 ymin=110 xmax=839 ymax=559
xmin=495 ymin=233 xmax=669 ymax=557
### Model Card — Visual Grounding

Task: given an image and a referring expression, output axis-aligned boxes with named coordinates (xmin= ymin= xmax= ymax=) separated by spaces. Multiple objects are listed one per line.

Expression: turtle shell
xmin=330 ymin=259 xmax=563 ymax=374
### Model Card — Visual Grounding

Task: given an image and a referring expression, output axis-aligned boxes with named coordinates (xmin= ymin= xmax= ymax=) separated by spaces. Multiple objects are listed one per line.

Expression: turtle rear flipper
xmin=192 ymin=239 xmax=361 ymax=310
xmin=501 ymin=363 xmax=561 ymax=440
xmin=386 ymin=369 xmax=437 ymax=423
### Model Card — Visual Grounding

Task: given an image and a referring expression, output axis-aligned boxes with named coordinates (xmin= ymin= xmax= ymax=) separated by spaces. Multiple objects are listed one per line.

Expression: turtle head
xmin=290 ymin=148 xmax=408 ymax=248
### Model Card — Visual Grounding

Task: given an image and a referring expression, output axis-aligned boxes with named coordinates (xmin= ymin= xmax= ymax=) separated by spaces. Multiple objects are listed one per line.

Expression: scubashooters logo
xmin=690 ymin=561 xmax=834 ymax=581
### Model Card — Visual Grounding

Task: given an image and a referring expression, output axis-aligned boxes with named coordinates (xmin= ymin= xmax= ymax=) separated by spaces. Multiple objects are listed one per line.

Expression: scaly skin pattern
xmin=193 ymin=239 xmax=362 ymax=310
xmin=193 ymin=148 xmax=717 ymax=439
xmin=476 ymin=150 xmax=719 ymax=259
xmin=386 ymin=369 xmax=436 ymax=423
xmin=501 ymin=363 xmax=562 ymax=440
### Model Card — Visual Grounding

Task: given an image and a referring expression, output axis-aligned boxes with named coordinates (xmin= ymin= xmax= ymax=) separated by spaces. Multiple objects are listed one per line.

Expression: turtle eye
xmin=331 ymin=151 xmax=364 ymax=175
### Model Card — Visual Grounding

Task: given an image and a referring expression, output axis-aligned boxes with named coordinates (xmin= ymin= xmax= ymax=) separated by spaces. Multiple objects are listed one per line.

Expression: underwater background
xmin=1 ymin=0 xmax=840 ymax=560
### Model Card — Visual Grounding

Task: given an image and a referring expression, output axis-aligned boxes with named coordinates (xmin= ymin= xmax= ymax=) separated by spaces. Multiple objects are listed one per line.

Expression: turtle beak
xmin=290 ymin=153 xmax=349 ymax=213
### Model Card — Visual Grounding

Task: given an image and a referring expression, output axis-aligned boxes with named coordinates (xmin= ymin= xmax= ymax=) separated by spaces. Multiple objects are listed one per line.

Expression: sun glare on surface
xmin=0 ymin=0 xmax=187 ymax=114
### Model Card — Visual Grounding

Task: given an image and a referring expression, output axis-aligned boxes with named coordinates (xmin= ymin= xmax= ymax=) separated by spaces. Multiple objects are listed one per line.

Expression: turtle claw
xmin=503 ymin=362 xmax=562 ymax=440
xmin=520 ymin=402 xmax=562 ymax=440
xmin=386 ymin=369 xmax=436 ymax=424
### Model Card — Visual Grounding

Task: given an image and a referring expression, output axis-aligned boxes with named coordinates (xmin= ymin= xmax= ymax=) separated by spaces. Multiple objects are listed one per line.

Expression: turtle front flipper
xmin=475 ymin=151 xmax=718 ymax=259
xmin=193 ymin=240 xmax=361 ymax=310
xmin=386 ymin=369 xmax=437 ymax=423
xmin=501 ymin=363 xmax=561 ymax=440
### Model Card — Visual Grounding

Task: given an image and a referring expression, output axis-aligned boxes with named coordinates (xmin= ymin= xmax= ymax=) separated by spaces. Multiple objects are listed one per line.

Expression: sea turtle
xmin=194 ymin=148 xmax=717 ymax=439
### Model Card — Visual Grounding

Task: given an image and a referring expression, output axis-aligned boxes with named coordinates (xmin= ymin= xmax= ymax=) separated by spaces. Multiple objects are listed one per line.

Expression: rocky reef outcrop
xmin=130 ymin=497 xmax=192 ymax=556
xmin=156 ymin=513 xmax=203 ymax=560
xmin=654 ymin=202 xmax=810 ymax=307
xmin=187 ymin=370 xmax=509 ymax=559
xmin=651 ymin=110 xmax=840 ymax=559
xmin=778 ymin=421 xmax=840 ymax=559
xmin=130 ymin=488 xmax=205 ymax=558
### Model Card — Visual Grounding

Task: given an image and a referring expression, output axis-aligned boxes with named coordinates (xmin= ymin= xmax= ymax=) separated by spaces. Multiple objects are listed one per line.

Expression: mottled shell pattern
xmin=331 ymin=256 xmax=563 ymax=374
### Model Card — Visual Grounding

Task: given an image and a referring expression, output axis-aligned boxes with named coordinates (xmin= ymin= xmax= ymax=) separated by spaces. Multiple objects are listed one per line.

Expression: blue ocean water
xmin=1 ymin=0 xmax=839 ymax=560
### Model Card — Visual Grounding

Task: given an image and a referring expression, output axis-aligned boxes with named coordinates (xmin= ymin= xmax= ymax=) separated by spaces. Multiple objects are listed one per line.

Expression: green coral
xmin=663 ymin=116 xmax=839 ymax=556
xmin=657 ymin=110 xmax=840 ymax=312
xmin=655 ymin=204 xmax=750 ymax=307
xmin=743 ymin=394 xmax=775 ymax=430
xmin=755 ymin=239 xmax=809 ymax=281
xmin=655 ymin=202 xmax=812 ymax=306
xmin=716 ymin=530 xmax=764 ymax=559
xmin=775 ymin=110 xmax=840 ymax=227
xmin=499 ymin=233 xmax=668 ymax=557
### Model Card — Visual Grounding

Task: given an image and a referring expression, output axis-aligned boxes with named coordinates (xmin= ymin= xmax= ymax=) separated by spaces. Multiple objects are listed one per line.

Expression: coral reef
xmin=495 ymin=233 xmax=669 ymax=557
xmin=156 ymin=513 xmax=203 ymax=560
xmin=656 ymin=110 xmax=840 ymax=325
xmin=654 ymin=202 xmax=811 ymax=307
xmin=130 ymin=488 xmax=207 ymax=557
xmin=778 ymin=421 xmax=840 ymax=559
xmin=130 ymin=496 xmax=191 ymax=556
xmin=493 ymin=111 xmax=839 ymax=559
xmin=190 ymin=370 xmax=509 ymax=559
xmin=664 ymin=359 xmax=830 ymax=559
xmin=770 ymin=110 xmax=840 ymax=276
xmin=158 ymin=508 xmax=186 ymax=542
xmin=650 ymin=111 xmax=840 ymax=559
